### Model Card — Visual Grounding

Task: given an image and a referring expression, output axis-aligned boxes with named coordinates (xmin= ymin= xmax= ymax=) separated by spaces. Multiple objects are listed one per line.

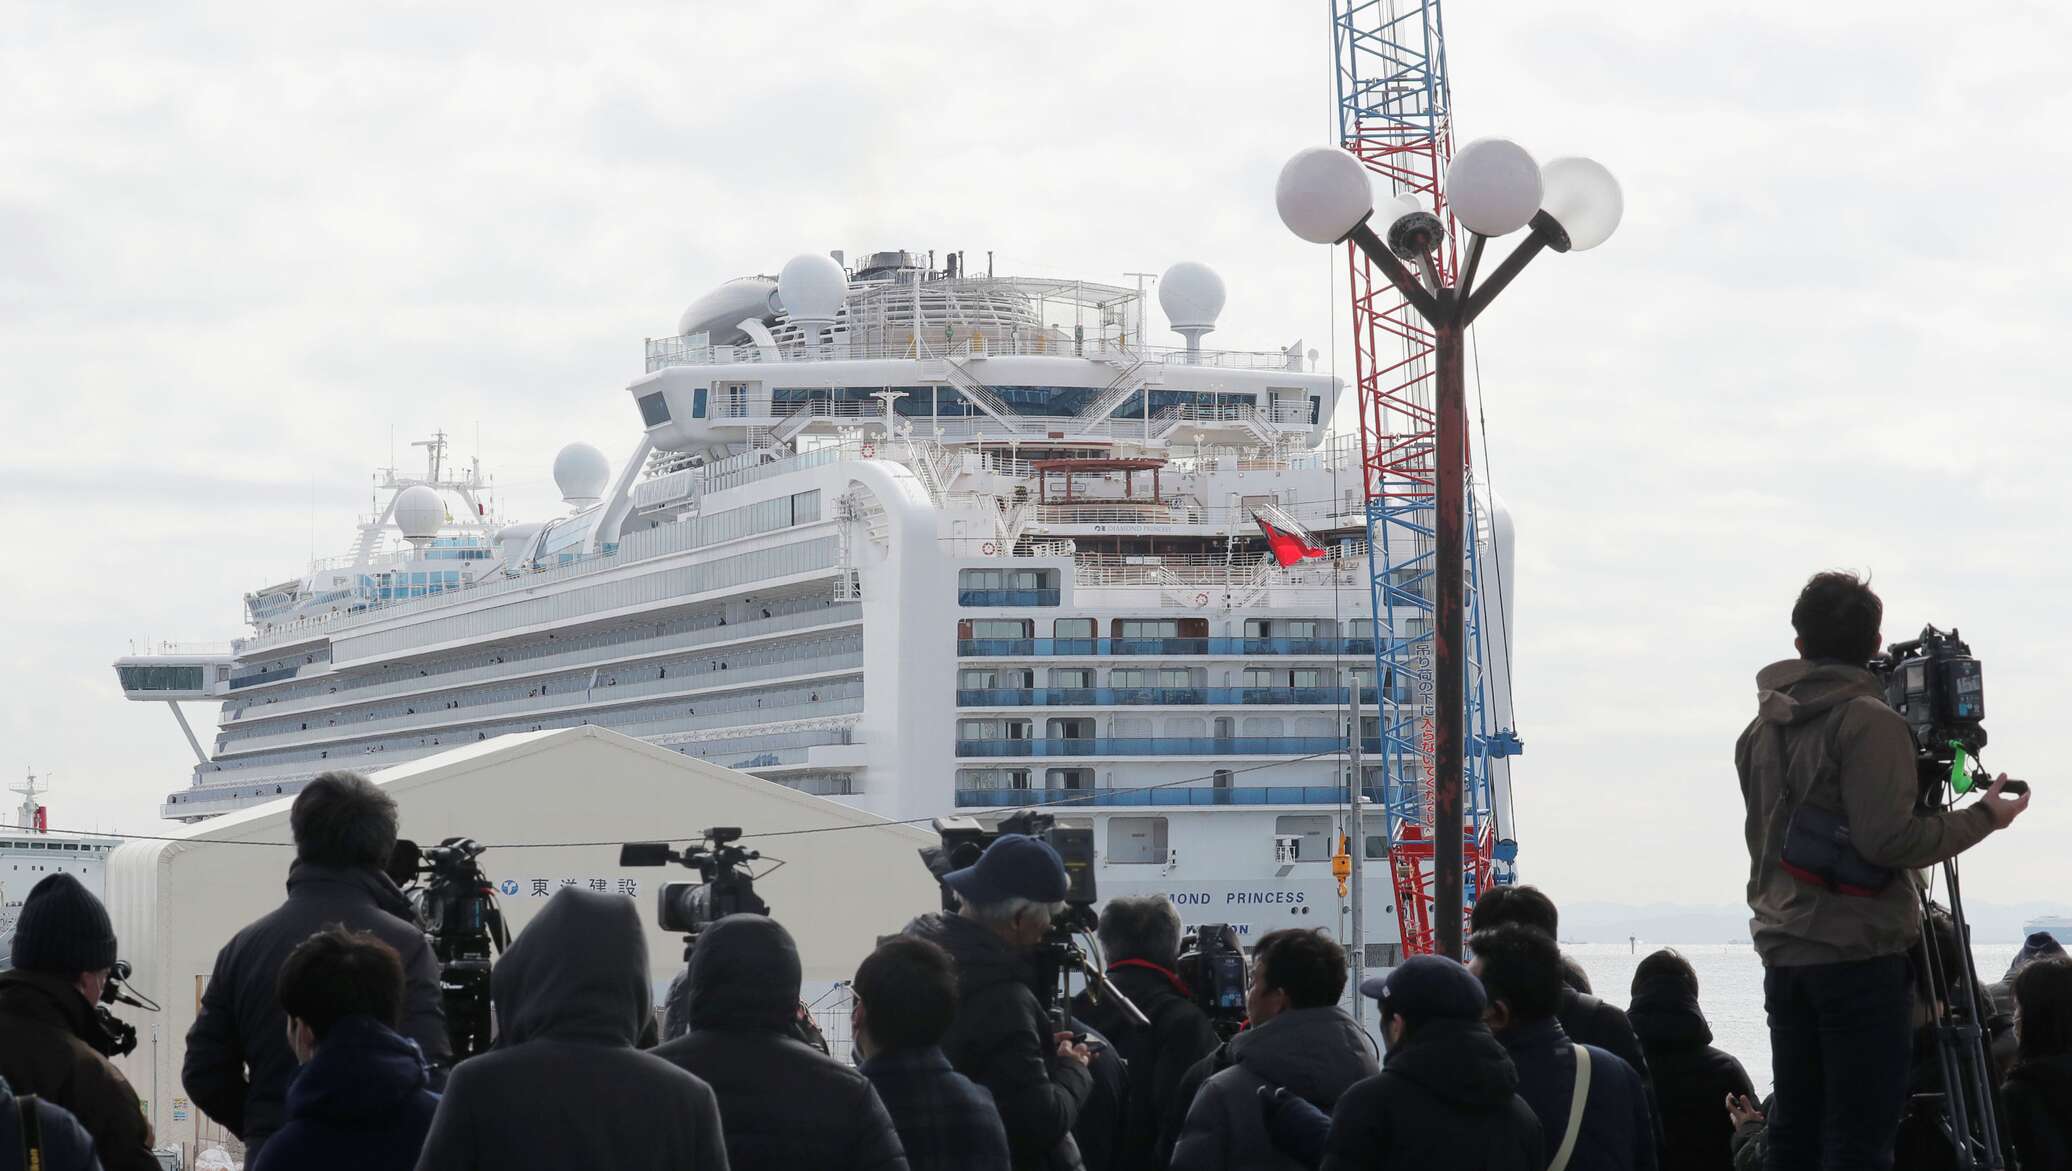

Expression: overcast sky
xmin=4 ymin=1 xmax=2066 ymax=910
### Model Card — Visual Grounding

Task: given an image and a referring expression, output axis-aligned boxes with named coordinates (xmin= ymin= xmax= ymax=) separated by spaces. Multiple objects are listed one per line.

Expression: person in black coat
xmin=1071 ymin=896 xmax=1219 ymax=1171
xmin=183 ymin=773 xmax=449 ymax=1164
xmin=2005 ymin=955 xmax=2072 ymax=1171
xmin=412 ymin=887 xmax=729 ymax=1170
xmin=1625 ymin=950 xmax=1752 ymax=1171
xmin=0 ymin=1073 xmax=103 ymax=1171
xmin=250 ymin=926 xmax=438 ymax=1171
xmin=652 ymin=915 xmax=908 ymax=1171
xmin=852 ymin=936 xmax=1009 ymax=1171
xmin=905 ymin=834 xmax=1095 ymax=1171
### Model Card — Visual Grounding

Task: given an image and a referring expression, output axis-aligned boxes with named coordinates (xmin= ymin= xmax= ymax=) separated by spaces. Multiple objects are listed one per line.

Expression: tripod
xmin=1913 ymin=802 xmax=2008 ymax=1170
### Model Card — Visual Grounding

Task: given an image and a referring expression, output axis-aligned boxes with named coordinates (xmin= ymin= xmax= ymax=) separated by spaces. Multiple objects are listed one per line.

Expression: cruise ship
xmin=115 ymin=249 xmax=1519 ymax=960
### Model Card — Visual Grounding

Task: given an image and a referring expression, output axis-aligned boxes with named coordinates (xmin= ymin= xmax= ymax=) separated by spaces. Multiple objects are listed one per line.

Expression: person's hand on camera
xmin=1980 ymin=773 xmax=2030 ymax=829
xmin=1054 ymin=1031 xmax=1091 ymax=1067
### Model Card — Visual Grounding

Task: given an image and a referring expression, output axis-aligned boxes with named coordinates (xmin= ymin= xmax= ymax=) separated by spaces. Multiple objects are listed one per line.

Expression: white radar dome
xmin=393 ymin=485 xmax=446 ymax=546
xmin=553 ymin=442 xmax=610 ymax=507
xmin=777 ymin=252 xmax=848 ymax=323
xmin=1159 ymin=261 xmax=1226 ymax=333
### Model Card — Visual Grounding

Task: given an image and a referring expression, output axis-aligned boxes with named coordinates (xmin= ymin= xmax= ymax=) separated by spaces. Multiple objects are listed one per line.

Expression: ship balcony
xmin=954 ymin=735 xmax=1385 ymax=759
xmin=955 ymin=686 xmax=1410 ymax=707
xmin=957 ymin=636 xmax=1380 ymax=657
xmin=955 ymin=783 xmax=1390 ymax=808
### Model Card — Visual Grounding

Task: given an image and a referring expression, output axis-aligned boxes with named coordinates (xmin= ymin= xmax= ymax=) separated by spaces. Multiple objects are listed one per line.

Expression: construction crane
xmin=1331 ymin=2 xmax=1520 ymax=959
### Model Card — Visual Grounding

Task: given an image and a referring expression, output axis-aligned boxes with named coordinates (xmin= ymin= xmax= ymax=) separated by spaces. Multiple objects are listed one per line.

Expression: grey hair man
xmin=1074 ymin=897 xmax=1218 ymax=1171
xmin=905 ymin=834 xmax=1095 ymax=1171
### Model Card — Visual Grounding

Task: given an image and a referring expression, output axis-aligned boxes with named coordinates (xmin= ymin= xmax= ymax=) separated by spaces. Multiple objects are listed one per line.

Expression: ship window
xmin=1288 ymin=668 xmax=1331 ymax=688
xmin=1055 ymin=618 xmax=1096 ymax=638
xmin=691 ymin=387 xmax=709 ymax=420
xmin=1111 ymin=668 xmax=1192 ymax=688
xmin=639 ymin=391 xmax=673 ymax=427
xmin=957 ymin=767 xmax=1031 ymax=790
xmin=1116 ymin=619 xmax=1179 ymax=639
xmin=1108 ymin=817 xmax=1168 ymax=864
xmin=969 ymin=620 xmax=1032 ymax=639
xmin=1274 ymin=815 xmax=1331 ymax=863
xmin=1051 ymin=668 xmax=1094 ymax=688
xmin=957 ymin=719 xmax=1030 ymax=741
xmin=1046 ymin=767 xmax=1093 ymax=790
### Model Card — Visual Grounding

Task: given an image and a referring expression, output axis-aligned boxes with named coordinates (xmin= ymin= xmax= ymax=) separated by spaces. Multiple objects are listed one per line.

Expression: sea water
xmin=1567 ymin=941 xmax=2023 ymax=1097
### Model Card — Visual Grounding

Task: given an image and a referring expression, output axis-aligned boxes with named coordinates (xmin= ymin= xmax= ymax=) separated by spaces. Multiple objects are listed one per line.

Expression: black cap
xmin=942 ymin=834 xmax=1069 ymax=906
xmin=10 ymin=873 xmax=118 ymax=977
xmin=1358 ymin=954 xmax=1485 ymax=1022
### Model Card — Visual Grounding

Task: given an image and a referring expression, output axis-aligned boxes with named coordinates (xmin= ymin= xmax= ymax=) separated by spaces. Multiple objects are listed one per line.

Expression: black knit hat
xmin=10 ymin=873 xmax=118 ymax=976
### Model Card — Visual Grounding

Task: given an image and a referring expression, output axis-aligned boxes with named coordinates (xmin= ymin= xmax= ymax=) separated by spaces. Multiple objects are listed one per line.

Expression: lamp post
xmin=1276 ymin=140 xmax=1622 ymax=959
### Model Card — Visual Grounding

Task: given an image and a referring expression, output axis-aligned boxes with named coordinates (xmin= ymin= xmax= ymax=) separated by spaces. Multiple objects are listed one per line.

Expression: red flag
xmin=1253 ymin=504 xmax=1328 ymax=567
xmin=33 ymin=805 xmax=47 ymax=833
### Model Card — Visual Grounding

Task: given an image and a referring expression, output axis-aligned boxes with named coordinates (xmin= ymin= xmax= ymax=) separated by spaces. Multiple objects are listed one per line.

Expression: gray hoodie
xmin=413 ymin=888 xmax=730 ymax=1171
xmin=1736 ymin=659 xmax=1997 ymax=966
xmin=1168 ymin=1006 xmax=1379 ymax=1171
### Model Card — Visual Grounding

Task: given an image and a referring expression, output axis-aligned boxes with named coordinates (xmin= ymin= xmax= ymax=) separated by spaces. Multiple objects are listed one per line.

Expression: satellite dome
xmin=553 ymin=442 xmax=610 ymax=507
xmin=777 ymin=253 xmax=847 ymax=323
xmin=1159 ymin=261 xmax=1226 ymax=332
xmin=393 ymin=485 xmax=445 ymax=546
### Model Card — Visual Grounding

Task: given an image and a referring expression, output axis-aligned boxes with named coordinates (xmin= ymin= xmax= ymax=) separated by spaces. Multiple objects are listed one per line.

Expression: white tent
xmin=105 ymin=726 xmax=942 ymax=1151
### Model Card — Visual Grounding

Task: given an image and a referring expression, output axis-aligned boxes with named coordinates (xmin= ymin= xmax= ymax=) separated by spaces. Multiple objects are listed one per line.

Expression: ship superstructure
xmin=115 ymin=250 xmax=1518 ymax=958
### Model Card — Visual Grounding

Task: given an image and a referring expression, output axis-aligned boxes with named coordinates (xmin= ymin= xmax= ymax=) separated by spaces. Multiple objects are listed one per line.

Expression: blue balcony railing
xmin=955 ymin=686 xmax=1407 ymax=707
xmin=957 ymin=588 xmax=1062 ymax=607
xmin=955 ymin=784 xmax=1373 ymax=807
xmin=957 ymin=637 xmax=1380 ymax=657
xmin=954 ymin=736 xmax=1384 ymax=758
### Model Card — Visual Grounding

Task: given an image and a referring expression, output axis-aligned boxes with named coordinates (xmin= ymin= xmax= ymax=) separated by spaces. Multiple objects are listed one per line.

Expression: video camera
xmin=89 ymin=959 xmax=160 ymax=1058
xmin=621 ymin=828 xmax=769 ymax=954
xmin=1175 ymin=923 xmax=1249 ymax=1038
xmin=388 ymin=837 xmax=508 ymax=1061
xmin=1868 ymin=625 xmax=2023 ymax=808
xmin=921 ymin=812 xmax=1145 ymax=1033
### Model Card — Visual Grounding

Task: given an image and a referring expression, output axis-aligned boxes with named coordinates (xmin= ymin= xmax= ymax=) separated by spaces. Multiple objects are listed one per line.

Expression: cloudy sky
xmin=4 ymin=1 xmax=2066 ymax=910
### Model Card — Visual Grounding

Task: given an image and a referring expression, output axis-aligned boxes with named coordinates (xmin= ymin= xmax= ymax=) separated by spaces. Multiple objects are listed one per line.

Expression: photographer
xmin=904 ymin=833 xmax=1095 ymax=1171
xmin=1737 ymin=572 xmax=2029 ymax=1169
xmin=0 ymin=874 xmax=157 ymax=1171
xmin=1071 ymin=897 xmax=1218 ymax=1171
xmin=184 ymin=772 xmax=450 ymax=1163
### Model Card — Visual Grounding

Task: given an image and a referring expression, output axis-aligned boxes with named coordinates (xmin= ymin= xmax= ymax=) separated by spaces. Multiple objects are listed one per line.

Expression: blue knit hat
xmin=10 ymin=873 xmax=118 ymax=976
xmin=942 ymin=834 xmax=1069 ymax=906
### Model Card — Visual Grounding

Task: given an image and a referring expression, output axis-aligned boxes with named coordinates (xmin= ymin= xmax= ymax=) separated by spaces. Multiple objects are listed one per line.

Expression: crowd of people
xmin=0 ymin=569 xmax=2064 ymax=1170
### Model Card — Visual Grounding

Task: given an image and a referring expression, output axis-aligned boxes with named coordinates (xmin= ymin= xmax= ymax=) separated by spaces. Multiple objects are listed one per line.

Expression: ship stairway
xmin=902 ymin=441 xmax=958 ymax=508
xmin=920 ymin=357 xmax=1023 ymax=432
xmin=769 ymin=406 xmax=820 ymax=444
xmin=993 ymin=496 xmax=1032 ymax=548
xmin=1078 ymin=356 xmax=1159 ymax=424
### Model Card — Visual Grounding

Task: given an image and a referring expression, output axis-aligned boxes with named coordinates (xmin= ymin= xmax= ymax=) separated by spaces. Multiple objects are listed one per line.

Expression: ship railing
xmin=956 ymin=636 xmax=1387 ymax=657
xmin=954 ymin=686 xmax=1402 ymax=707
xmin=954 ymin=735 xmax=1383 ymax=758
xmin=645 ymin=332 xmax=1304 ymax=373
xmin=955 ymin=784 xmax=1391 ymax=808
xmin=230 ymin=603 xmax=862 ymax=721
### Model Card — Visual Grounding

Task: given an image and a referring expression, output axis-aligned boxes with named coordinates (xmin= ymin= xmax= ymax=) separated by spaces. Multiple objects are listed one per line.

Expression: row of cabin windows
xmin=959 ymin=665 xmax=1399 ymax=691
xmin=962 ymin=617 xmax=1423 ymax=640
xmin=958 ymin=569 xmax=1058 ymax=591
xmin=1105 ymin=815 xmax=1389 ymax=865
xmin=957 ymin=715 xmax=1338 ymax=739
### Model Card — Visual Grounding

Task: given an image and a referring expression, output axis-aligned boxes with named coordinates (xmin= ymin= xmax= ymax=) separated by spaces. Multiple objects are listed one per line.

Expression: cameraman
xmin=1072 ymin=896 xmax=1218 ymax=1171
xmin=184 ymin=772 xmax=450 ymax=1164
xmin=1738 ymin=571 xmax=2029 ymax=1170
xmin=905 ymin=834 xmax=1095 ymax=1171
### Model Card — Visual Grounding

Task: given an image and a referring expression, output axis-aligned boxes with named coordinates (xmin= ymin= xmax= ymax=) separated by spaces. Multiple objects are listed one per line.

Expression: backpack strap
xmin=1547 ymin=1044 xmax=1592 ymax=1171
xmin=19 ymin=1093 xmax=43 ymax=1171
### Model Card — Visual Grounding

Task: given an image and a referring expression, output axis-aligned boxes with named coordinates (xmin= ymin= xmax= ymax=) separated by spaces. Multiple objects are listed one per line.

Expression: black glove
xmin=1258 ymin=1084 xmax=1332 ymax=1169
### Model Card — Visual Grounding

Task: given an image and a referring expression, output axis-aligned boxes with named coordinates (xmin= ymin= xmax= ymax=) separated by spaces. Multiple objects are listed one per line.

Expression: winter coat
xmin=904 ymin=913 xmax=1094 ymax=1171
xmin=412 ymin=888 xmax=729 ymax=1171
xmin=1626 ymin=977 xmax=1752 ymax=1171
xmin=0 ymin=1075 xmax=103 ymax=1171
xmin=1167 ymin=1005 xmax=1380 ymax=1171
xmin=1072 ymin=963 xmax=1219 ymax=1171
xmin=1501 ymin=1017 xmax=1657 ymax=1171
xmin=1318 ymin=1016 xmax=1543 ymax=1171
xmin=1559 ymin=988 xmax=1660 ymax=1143
xmin=2003 ymin=1053 xmax=2072 ymax=1171
xmin=862 ymin=1047 xmax=1011 ymax=1171
xmin=248 ymin=1016 xmax=438 ymax=1171
xmin=1737 ymin=660 xmax=1997 ymax=966
xmin=652 ymin=915 xmax=908 ymax=1171
xmin=183 ymin=862 xmax=449 ymax=1161
xmin=0 ymin=971 xmax=155 ymax=1171
xmin=1068 ymin=1019 xmax=1126 ymax=1171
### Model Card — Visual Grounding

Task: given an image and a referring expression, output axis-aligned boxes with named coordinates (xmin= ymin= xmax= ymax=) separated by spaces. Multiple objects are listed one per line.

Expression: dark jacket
xmin=1737 ymin=661 xmax=1996 ymax=966
xmin=2003 ymin=1053 xmax=2072 ymax=1171
xmin=1317 ymin=1017 xmax=1543 ymax=1171
xmin=1626 ymin=977 xmax=1751 ymax=1171
xmin=1168 ymin=1005 xmax=1380 ymax=1171
xmin=1068 ymin=1019 xmax=1126 ymax=1171
xmin=1073 ymin=963 xmax=1219 ymax=1171
xmin=0 ymin=1075 xmax=103 ymax=1171
xmin=904 ymin=913 xmax=1094 ymax=1171
xmin=183 ymin=862 xmax=450 ymax=1161
xmin=249 ymin=1016 xmax=438 ymax=1171
xmin=1501 ymin=1017 xmax=1656 ymax=1171
xmin=412 ymin=888 xmax=729 ymax=1171
xmin=0 ymin=971 xmax=155 ymax=1171
xmin=652 ymin=915 xmax=907 ymax=1171
xmin=863 ymin=1047 xmax=1010 ymax=1171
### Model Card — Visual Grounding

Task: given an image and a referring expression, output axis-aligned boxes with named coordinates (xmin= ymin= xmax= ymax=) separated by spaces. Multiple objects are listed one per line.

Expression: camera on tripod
xmin=1869 ymin=625 xmax=2026 ymax=808
xmin=388 ymin=836 xmax=508 ymax=1062
xmin=89 ymin=959 xmax=160 ymax=1058
xmin=1175 ymin=923 xmax=1249 ymax=1038
xmin=621 ymin=828 xmax=770 ymax=945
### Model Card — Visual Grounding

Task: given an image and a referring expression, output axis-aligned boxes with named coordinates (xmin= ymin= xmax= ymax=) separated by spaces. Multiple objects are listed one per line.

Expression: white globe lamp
xmin=1276 ymin=146 xmax=1376 ymax=245
xmin=1537 ymin=157 xmax=1623 ymax=252
xmin=1445 ymin=138 xmax=1544 ymax=238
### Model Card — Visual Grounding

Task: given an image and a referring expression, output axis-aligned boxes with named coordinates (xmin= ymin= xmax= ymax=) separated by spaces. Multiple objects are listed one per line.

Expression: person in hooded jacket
xmin=1738 ymin=573 xmax=2026 ymax=1171
xmin=251 ymin=927 xmax=438 ymax=1171
xmin=1167 ymin=928 xmax=1379 ymax=1171
xmin=184 ymin=773 xmax=449 ymax=1164
xmin=2003 ymin=955 xmax=2072 ymax=1171
xmin=0 ymin=874 xmax=156 ymax=1171
xmin=904 ymin=834 xmax=1095 ymax=1171
xmin=412 ymin=887 xmax=729 ymax=1171
xmin=0 ymin=1069 xmax=106 ymax=1171
xmin=1070 ymin=896 xmax=1218 ymax=1171
xmin=1625 ymin=950 xmax=1751 ymax=1171
xmin=652 ymin=915 xmax=908 ymax=1171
